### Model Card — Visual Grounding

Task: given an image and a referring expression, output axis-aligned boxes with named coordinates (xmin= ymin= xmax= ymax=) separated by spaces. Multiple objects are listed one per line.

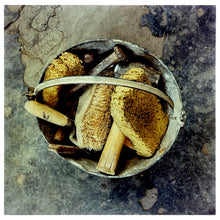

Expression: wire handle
xmin=27 ymin=76 xmax=174 ymax=109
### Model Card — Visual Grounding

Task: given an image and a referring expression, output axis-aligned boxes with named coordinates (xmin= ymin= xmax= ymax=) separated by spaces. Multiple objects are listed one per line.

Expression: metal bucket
xmin=33 ymin=39 xmax=185 ymax=178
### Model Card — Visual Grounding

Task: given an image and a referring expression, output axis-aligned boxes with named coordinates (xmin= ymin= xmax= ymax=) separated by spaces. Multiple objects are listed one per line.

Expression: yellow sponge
xmin=111 ymin=68 xmax=169 ymax=157
xmin=42 ymin=52 xmax=84 ymax=108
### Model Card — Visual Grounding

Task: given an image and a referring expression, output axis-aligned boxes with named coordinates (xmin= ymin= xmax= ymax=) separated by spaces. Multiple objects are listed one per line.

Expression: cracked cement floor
xmin=4 ymin=5 xmax=215 ymax=214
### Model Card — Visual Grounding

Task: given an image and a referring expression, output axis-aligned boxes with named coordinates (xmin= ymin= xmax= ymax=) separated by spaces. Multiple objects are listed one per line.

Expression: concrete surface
xmin=6 ymin=5 xmax=164 ymax=88
xmin=4 ymin=5 xmax=215 ymax=214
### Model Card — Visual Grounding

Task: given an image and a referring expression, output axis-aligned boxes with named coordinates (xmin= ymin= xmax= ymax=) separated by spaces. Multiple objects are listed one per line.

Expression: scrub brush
xmin=75 ymin=83 xmax=114 ymax=151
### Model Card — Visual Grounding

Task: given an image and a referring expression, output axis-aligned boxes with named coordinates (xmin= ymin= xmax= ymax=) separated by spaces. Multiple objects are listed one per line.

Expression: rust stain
xmin=201 ymin=143 xmax=210 ymax=155
xmin=16 ymin=174 xmax=25 ymax=185
xmin=159 ymin=148 xmax=165 ymax=154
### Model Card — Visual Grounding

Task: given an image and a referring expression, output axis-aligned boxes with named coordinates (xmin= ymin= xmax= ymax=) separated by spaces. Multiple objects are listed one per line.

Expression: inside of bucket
xmin=36 ymin=39 xmax=173 ymax=177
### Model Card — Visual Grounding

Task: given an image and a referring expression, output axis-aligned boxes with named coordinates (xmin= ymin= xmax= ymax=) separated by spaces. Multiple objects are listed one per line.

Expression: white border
xmin=1 ymin=1 xmax=218 ymax=218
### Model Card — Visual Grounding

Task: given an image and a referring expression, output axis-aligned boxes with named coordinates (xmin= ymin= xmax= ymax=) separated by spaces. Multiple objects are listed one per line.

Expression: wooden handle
xmin=25 ymin=101 xmax=71 ymax=127
xmin=54 ymin=129 xmax=66 ymax=141
xmin=96 ymin=121 xmax=125 ymax=175
xmin=48 ymin=144 xmax=81 ymax=154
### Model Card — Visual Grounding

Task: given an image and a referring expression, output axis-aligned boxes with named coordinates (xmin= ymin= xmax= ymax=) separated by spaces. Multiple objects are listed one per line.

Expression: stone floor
xmin=4 ymin=5 xmax=215 ymax=214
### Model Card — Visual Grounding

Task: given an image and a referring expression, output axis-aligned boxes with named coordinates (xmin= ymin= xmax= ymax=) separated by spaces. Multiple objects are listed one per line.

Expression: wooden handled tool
xmin=24 ymin=100 xmax=72 ymax=127
xmin=96 ymin=121 xmax=125 ymax=175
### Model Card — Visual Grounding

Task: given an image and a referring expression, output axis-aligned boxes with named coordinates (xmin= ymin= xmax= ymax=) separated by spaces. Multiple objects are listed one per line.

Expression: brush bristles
xmin=75 ymin=84 xmax=114 ymax=151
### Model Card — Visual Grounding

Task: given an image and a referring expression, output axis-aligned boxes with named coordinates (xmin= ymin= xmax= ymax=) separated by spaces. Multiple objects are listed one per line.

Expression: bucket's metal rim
xmin=37 ymin=38 xmax=186 ymax=178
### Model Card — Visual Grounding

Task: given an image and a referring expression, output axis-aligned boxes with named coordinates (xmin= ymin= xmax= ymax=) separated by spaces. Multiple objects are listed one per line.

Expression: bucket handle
xmin=26 ymin=75 xmax=174 ymax=109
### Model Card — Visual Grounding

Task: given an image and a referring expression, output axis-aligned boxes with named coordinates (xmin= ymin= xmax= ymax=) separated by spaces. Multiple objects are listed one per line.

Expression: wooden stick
xmin=25 ymin=101 xmax=72 ymax=127
xmin=96 ymin=121 xmax=125 ymax=175
xmin=54 ymin=129 xmax=66 ymax=142
xmin=48 ymin=144 xmax=81 ymax=154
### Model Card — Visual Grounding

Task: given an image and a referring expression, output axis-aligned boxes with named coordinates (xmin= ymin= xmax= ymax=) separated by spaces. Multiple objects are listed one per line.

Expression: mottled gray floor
xmin=4 ymin=5 xmax=215 ymax=214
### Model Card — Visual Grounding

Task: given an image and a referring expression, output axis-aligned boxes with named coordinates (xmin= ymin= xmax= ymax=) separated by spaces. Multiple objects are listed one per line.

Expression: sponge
xmin=42 ymin=52 xmax=84 ymax=108
xmin=111 ymin=67 xmax=169 ymax=157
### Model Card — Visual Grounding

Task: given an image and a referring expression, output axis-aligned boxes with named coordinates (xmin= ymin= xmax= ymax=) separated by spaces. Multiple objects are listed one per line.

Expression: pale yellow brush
xmin=75 ymin=83 xmax=114 ymax=151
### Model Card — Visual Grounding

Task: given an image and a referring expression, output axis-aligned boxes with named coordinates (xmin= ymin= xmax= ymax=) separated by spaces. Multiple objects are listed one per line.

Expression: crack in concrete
xmin=30 ymin=6 xmax=60 ymax=32
xmin=4 ymin=5 xmax=25 ymax=30
xmin=6 ymin=5 xmax=65 ymax=87
xmin=6 ymin=5 xmax=164 ymax=88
